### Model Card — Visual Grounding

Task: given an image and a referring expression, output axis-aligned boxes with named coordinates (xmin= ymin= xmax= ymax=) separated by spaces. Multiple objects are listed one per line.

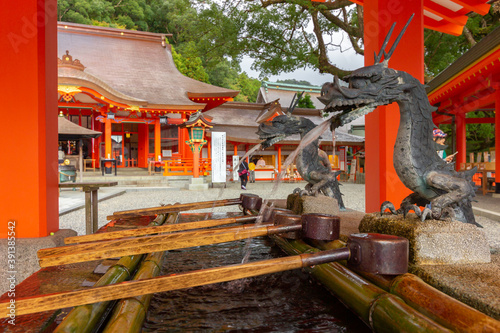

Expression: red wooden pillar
xmin=364 ymin=0 xmax=424 ymax=212
xmin=154 ymin=118 xmax=161 ymax=171
xmin=137 ymin=123 xmax=149 ymax=168
xmin=1 ymin=0 xmax=58 ymax=238
xmin=455 ymin=113 xmax=467 ymax=169
xmin=277 ymin=145 xmax=282 ymax=173
xmin=103 ymin=117 xmax=113 ymax=173
xmin=495 ymin=88 xmax=500 ymax=193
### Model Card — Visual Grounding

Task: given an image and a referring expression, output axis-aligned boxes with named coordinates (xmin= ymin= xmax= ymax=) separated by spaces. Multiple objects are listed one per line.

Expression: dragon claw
xmin=380 ymin=201 xmax=397 ymax=216
xmin=403 ymin=205 xmax=421 ymax=218
xmin=421 ymin=207 xmax=432 ymax=221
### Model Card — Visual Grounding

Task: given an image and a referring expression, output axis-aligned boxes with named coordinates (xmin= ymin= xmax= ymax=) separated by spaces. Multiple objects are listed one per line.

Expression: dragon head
xmin=319 ymin=14 xmax=415 ymax=127
xmin=319 ymin=64 xmax=405 ymax=120
xmin=257 ymin=114 xmax=316 ymax=149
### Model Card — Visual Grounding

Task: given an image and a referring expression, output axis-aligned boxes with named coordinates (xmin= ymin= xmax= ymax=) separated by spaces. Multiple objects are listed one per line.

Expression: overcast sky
xmin=240 ymin=31 xmax=364 ymax=86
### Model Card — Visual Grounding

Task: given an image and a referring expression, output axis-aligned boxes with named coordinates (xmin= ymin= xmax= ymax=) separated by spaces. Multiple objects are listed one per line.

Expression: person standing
xmin=238 ymin=160 xmax=249 ymax=190
xmin=248 ymin=159 xmax=256 ymax=183
xmin=433 ymin=129 xmax=454 ymax=163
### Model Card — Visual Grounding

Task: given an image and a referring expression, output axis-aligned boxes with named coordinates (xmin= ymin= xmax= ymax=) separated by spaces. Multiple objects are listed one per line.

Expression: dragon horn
xmin=383 ymin=13 xmax=415 ymax=63
xmin=287 ymin=91 xmax=305 ymax=115
xmin=374 ymin=22 xmax=396 ymax=63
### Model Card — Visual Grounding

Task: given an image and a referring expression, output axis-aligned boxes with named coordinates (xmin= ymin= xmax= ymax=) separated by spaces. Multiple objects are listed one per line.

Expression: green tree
xmin=298 ymin=93 xmax=316 ymax=109
xmin=424 ymin=5 xmax=500 ymax=80
xmin=277 ymin=79 xmax=314 ymax=86
xmin=231 ymin=73 xmax=261 ymax=103
xmin=170 ymin=41 xmax=210 ymax=83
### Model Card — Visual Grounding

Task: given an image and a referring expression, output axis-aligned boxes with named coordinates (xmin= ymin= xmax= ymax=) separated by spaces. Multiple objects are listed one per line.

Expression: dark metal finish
xmin=256 ymin=97 xmax=345 ymax=210
xmin=274 ymin=213 xmax=302 ymax=239
xmin=346 ymin=233 xmax=408 ymax=275
xmin=265 ymin=208 xmax=294 ymax=224
xmin=319 ymin=18 xmax=479 ymax=226
xmin=300 ymin=247 xmax=350 ymax=267
xmin=241 ymin=194 xmax=262 ymax=211
xmin=301 ymin=214 xmax=340 ymax=241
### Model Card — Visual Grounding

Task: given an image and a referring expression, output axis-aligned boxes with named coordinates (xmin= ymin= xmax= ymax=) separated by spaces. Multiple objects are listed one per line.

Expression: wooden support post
xmin=495 ymin=87 xmax=500 ymax=193
xmin=455 ymin=113 xmax=467 ymax=169
xmin=1 ymin=0 xmax=59 ymax=238
xmin=363 ymin=0 xmax=424 ymax=212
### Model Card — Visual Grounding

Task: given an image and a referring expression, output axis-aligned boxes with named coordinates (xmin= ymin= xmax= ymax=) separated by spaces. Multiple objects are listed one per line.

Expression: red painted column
xmin=277 ymin=145 xmax=282 ymax=173
xmin=364 ymin=0 xmax=424 ymax=213
xmin=154 ymin=118 xmax=161 ymax=172
xmin=193 ymin=143 xmax=200 ymax=178
xmin=1 ymin=0 xmax=58 ymax=238
xmin=495 ymin=88 xmax=500 ymax=192
xmin=154 ymin=118 xmax=161 ymax=161
xmin=455 ymin=113 xmax=467 ymax=169
xmin=137 ymin=123 xmax=148 ymax=168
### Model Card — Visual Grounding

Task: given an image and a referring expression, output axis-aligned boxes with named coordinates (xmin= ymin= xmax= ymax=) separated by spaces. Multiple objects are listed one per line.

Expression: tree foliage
xmin=277 ymin=79 xmax=314 ymax=86
xmin=424 ymin=5 xmax=500 ymax=80
xmin=298 ymin=93 xmax=316 ymax=109
xmin=57 ymin=0 xmax=499 ymax=103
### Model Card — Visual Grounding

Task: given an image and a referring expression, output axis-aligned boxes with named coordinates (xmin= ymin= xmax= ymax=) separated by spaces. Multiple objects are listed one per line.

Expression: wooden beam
xmin=452 ymin=0 xmax=490 ymax=16
xmin=423 ymin=0 xmax=468 ymax=26
xmin=64 ymin=215 xmax=257 ymax=244
xmin=38 ymin=223 xmax=275 ymax=267
xmin=107 ymin=198 xmax=241 ymax=220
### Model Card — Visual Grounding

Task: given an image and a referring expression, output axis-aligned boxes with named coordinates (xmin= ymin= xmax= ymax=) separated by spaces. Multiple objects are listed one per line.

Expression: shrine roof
xmin=57 ymin=22 xmax=238 ymax=110
xmin=325 ymin=0 xmax=491 ymax=36
xmin=205 ymin=102 xmax=364 ymax=145
xmin=427 ymin=26 xmax=500 ymax=99
xmin=257 ymin=81 xmax=325 ymax=109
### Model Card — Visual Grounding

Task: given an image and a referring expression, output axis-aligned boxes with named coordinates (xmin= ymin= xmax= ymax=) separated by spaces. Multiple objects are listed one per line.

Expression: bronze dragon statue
xmin=320 ymin=15 xmax=480 ymax=226
xmin=257 ymin=93 xmax=346 ymax=210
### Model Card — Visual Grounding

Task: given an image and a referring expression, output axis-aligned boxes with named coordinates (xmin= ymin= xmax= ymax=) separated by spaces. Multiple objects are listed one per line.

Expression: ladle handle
xmin=0 ymin=248 xmax=352 ymax=319
xmin=300 ymin=247 xmax=350 ymax=267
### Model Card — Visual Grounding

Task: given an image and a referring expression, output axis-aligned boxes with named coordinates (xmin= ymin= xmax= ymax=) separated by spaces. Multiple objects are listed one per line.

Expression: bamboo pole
xmin=309 ymin=239 xmax=500 ymax=332
xmin=107 ymin=198 xmax=241 ymax=220
xmin=38 ymin=223 xmax=284 ymax=267
xmin=271 ymin=236 xmax=451 ymax=333
xmin=53 ymin=214 xmax=171 ymax=333
xmin=102 ymin=251 xmax=165 ymax=333
xmin=65 ymin=215 xmax=257 ymax=244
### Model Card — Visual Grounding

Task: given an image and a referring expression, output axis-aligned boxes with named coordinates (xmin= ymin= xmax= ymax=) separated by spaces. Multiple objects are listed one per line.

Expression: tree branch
xmin=311 ymin=10 xmax=351 ymax=78
xmin=462 ymin=26 xmax=477 ymax=47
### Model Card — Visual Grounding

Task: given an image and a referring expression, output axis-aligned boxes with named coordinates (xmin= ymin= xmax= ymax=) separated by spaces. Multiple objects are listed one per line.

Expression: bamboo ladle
xmin=2 ymin=233 xmax=408 ymax=319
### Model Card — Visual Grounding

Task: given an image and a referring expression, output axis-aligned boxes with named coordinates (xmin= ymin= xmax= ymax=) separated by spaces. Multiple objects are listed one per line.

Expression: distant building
xmin=257 ymin=81 xmax=365 ymax=136
xmin=57 ymin=22 xmax=238 ymax=173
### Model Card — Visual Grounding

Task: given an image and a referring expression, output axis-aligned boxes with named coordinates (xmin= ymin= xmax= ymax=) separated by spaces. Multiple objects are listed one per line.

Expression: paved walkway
xmin=59 ymin=186 xmax=179 ymax=215
xmin=59 ymin=183 xmax=500 ymax=221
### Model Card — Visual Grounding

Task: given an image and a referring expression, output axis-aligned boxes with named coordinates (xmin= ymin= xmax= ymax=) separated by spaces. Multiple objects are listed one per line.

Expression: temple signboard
xmin=211 ymin=132 xmax=226 ymax=183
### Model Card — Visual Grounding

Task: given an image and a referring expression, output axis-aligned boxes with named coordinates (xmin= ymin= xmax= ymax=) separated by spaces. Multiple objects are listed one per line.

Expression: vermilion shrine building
xmin=428 ymin=26 xmax=500 ymax=193
xmin=2 ymin=0 xmax=494 ymax=238
xmin=57 ymin=22 xmax=238 ymax=173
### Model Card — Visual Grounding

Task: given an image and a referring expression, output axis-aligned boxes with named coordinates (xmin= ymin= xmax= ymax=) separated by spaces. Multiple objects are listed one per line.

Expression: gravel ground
xmin=59 ymin=181 xmax=366 ymax=236
xmin=58 ymin=181 xmax=499 ymax=252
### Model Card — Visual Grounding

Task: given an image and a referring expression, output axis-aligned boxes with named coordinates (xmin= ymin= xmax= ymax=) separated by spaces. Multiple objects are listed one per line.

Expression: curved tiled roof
xmin=58 ymin=67 xmax=147 ymax=106
xmin=206 ymin=102 xmax=364 ymax=145
xmin=57 ymin=22 xmax=238 ymax=109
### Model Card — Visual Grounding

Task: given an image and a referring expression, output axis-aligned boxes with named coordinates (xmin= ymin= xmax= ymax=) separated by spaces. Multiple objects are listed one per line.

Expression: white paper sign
xmin=211 ymin=132 xmax=226 ymax=183
xmin=233 ymin=155 xmax=240 ymax=182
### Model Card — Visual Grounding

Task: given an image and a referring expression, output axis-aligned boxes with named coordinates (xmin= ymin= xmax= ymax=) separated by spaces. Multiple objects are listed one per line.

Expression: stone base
xmin=0 ymin=229 xmax=77 ymax=295
xmin=287 ymin=193 xmax=339 ymax=216
xmin=359 ymin=213 xmax=491 ymax=265
xmin=188 ymin=177 xmax=209 ymax=190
